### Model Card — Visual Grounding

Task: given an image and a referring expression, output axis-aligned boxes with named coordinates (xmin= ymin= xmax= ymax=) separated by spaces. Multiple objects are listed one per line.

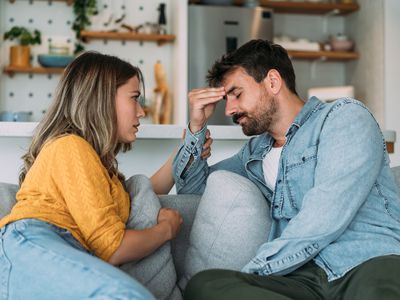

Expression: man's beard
xmin=232 ymin=92 xmax=278 ymax=136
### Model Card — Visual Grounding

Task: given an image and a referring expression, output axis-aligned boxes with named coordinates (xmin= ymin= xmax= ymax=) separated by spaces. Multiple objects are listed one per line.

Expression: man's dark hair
xmin=206 ymin=39 xmax=297 ymax=95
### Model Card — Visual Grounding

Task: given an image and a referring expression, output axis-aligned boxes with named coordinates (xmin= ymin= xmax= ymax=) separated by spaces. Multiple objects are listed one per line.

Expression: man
xmin=172 ymin=39 xmax=400 ymax=299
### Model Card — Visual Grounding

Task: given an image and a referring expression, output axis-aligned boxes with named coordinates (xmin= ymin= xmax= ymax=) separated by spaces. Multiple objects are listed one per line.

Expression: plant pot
xmin=9 ymin=45 xmax=31 ymax=67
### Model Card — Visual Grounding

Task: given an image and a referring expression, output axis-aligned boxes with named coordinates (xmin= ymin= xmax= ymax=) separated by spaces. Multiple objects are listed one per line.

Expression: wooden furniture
xmin=288 ymin=50 xmax=359 ymax=61
xmin=3 ymin=66 xmax=64 ymax=77
xmin=79 ymin=31 xmax=176 ymax=46
xmin=9 ymin=0 xmax=73 ymax=4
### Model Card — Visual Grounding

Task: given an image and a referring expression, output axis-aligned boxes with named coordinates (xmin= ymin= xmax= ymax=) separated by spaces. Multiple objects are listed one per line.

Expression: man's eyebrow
xmin=226 ymin=86 xmax=240 ymax=95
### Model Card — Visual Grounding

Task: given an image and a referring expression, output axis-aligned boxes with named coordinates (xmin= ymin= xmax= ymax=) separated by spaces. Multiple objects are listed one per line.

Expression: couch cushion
xmin=178 ymin=170 xmax=272 ymax=289
xmin=119 ymin=175 xmax=182 ymax=300
xmin=0 ymin=182 xmax=18 ymax=219
xmin=159 ymin=194 xmax=201 ymax=281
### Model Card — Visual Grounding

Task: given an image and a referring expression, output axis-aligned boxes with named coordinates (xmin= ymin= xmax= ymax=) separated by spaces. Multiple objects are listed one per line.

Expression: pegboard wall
xmin=0 ymin=0 xmax=176 ymax=123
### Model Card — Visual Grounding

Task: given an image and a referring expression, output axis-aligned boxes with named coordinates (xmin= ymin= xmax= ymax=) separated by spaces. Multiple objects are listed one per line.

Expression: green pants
xmin=184 ymin=255 xmax=400 ymax=300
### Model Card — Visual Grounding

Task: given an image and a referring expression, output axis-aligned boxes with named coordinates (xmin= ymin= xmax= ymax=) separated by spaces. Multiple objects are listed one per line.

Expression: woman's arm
xmin=150 ymin=129 xmax=213 ymax=195
xmin=109 ymin=207 xmax=182 ymax=266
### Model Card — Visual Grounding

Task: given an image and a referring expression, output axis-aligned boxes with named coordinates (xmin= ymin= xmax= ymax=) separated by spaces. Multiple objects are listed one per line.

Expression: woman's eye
xmin=132 ymin=95 xmax=145 ymax=107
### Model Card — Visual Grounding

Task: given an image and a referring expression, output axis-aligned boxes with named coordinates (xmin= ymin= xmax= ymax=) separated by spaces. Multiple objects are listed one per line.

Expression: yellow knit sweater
xmin=0 ymin=134 xmax=130 ymax=261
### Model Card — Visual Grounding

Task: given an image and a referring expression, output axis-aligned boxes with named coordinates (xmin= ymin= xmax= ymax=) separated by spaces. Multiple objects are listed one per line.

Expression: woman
xmin=0 ymin=52 xmax=212 ymax=299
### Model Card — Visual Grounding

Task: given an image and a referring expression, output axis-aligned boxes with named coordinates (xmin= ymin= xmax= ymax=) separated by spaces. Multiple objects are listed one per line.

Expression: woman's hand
xmin=157 ymin=208 xmax=183 ymax=240
xmin=201 ymin=129 xmax=213 ymax=160
xmin=110 ymin=208 xmax=183 ymax=265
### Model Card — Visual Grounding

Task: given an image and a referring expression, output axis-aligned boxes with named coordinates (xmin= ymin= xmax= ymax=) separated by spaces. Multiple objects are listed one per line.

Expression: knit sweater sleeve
xmin=49 ymin=135 xmax=126 ymax=261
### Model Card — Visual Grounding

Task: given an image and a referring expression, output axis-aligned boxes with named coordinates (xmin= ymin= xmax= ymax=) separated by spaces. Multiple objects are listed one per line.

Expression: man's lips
xmin=232 ymin=113 xmax=246 ymax=125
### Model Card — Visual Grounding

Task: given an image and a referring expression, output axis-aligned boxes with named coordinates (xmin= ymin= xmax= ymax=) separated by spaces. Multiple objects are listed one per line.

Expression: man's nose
xmin=225 ymin=96 xmax=236 ymax=116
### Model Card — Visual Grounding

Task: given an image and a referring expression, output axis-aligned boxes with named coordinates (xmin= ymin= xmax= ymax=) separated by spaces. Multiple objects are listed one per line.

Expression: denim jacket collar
xmin=253 ymin=97 xmax=323 ymax=159
xmin=286 ymin=96 xmax=323 ymax=139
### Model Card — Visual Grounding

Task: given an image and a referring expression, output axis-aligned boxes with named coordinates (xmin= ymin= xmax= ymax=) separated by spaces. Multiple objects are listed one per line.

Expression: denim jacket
xmin=173 ymin=97 xmax=400 ymax=281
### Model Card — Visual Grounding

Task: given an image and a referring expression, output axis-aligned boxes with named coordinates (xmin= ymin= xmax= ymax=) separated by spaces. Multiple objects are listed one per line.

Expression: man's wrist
xmin=189 ymin=122 xmax=205 ymax=134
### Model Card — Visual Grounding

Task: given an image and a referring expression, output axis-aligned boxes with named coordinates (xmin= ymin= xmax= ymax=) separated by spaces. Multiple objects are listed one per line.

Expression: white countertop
xmin=0 ymin=122 xmax=248 ymax=140
xmin=0 ymin=122 xmax=396 ymax=142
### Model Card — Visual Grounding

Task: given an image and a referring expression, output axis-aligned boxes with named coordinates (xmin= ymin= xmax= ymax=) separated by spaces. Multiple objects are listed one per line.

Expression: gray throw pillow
xmin=159 ymin=194 xmax=201 ymax=282
xmin=179 ymin=170 xmax=272 ymax=289
xmin=121 ymin=175 xmax=182 ymax=300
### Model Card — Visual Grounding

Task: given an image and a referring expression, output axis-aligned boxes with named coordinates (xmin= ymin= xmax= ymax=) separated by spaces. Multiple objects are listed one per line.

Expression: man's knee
xmin=350 ymin=282 xmax=400 ymax=300
xmin=184 ymin=269 xmax=226 ymax=300
xmin=345 ymin=255 xmax=400 ymax=300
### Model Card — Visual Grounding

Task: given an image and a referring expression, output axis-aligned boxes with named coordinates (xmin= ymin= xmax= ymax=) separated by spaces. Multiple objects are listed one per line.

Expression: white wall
xmin=346 ymin=0 xmax=385 ymax=125
xmin=0 ymin=137 xmax=244 ymax=187
xmin=274 ymin=13 xmax=347 ymax=100
xmin=384 ymin=0 xmax=400 ymax=166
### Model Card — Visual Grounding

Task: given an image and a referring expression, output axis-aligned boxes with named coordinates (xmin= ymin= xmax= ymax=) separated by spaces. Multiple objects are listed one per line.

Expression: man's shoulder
xmin=317 ymin=98 xmax=368 ymax=116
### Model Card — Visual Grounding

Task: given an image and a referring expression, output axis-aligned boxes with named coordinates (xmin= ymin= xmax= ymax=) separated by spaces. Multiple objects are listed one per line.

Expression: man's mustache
xmin=232 ymin=112 xmax=247 ymax=124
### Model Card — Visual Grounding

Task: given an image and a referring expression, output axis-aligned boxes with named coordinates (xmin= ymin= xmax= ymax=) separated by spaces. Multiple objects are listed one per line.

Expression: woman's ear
xmin=264 ymin=69 xmax=282 ymax=95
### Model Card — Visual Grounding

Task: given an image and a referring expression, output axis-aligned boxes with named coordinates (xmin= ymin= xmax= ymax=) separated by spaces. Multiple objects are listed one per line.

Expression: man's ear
xmin=263 ymin=69 xmax=282 ymax=95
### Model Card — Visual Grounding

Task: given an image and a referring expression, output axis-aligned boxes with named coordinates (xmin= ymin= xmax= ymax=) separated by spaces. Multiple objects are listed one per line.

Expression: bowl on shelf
xmin=330 ymin=34 xmax=354 ymax=52
xmin=38 ymin=54 xmax=75 ymax=68
xmin=330 ymin=39 xmax=354 ymax=52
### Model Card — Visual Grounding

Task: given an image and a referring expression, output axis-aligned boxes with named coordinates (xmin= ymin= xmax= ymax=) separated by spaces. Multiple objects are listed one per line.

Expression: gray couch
xmin=1 ymin=167 xmax=400 ymax=300
xmin=0 ymin=171 xmax=272 ymax=300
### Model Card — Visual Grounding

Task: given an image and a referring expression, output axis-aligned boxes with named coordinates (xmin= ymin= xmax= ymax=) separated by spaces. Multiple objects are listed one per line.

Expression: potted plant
xmin=3 ymin=26 xmax=41 ymax=67
xmin=72 ymin=0 xmax=97 ymax=54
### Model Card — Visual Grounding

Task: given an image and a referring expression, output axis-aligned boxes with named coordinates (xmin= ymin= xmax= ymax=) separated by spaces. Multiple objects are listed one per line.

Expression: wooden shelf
xmin=248 ymin=1 xmax=358 ymax=15
xmin=3 ymin=66 xmax=64 ymax=76
xmin=190 ymin=1 xmax=359 ymax=15
xmin=80 ymin=31 xmax=176 ymax=46
xmin=288 ymin=50 xmax=359 ymax=61
xmin=9 ymin=0 xmax=74 ymax=5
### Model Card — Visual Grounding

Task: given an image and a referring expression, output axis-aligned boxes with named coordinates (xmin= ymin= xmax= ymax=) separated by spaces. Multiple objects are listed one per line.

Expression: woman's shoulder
xmin=43 ymin=134 xmax=97 ymax=156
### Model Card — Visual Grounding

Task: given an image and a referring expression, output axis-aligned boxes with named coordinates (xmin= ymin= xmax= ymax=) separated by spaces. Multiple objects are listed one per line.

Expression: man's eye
xmin=235 ymin=93 xmax=241 ymax=99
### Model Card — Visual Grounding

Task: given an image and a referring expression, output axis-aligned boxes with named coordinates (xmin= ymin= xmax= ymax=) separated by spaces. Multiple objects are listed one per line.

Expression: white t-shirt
xmin=262 ymin=146 xmax=283 ymax=191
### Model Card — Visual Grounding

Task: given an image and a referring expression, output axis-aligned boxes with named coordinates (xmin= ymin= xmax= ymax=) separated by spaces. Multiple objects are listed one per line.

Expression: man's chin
xmin=241 ymin=125 xmax=255 ymax=136
xmin=240 ymin=123 xmax=264 ymax=136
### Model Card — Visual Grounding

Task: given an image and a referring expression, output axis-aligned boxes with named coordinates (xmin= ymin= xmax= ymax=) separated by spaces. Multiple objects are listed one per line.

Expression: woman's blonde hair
xmin=19 ymin=51 xmax=144 ymax=185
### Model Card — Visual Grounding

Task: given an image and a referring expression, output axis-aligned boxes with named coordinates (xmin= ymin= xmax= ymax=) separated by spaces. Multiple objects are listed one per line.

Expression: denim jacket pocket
xmin=285 ymin=145 xmax=318 ymax=207
xmin=0 ymin=227 xmax=12 ymax=300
